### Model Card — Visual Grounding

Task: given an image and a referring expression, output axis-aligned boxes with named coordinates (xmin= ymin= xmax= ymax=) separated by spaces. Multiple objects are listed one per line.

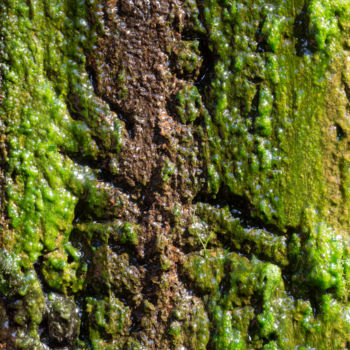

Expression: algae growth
xmin=0 ymin=0 xmax=349 ymax=348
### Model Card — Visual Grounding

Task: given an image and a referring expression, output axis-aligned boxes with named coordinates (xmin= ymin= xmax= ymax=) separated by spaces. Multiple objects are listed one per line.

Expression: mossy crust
xmin=0 ymin=0 xmax=349 ymax=349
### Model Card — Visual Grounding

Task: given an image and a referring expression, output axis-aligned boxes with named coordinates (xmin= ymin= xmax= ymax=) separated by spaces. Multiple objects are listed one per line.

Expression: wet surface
xmin=0 ymin=0 xmax=350 ymax=349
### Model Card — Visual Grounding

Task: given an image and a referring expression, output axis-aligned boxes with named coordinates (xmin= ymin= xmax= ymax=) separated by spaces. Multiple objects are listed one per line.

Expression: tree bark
xmin=0 ymin=0 xmax=349 ymax=349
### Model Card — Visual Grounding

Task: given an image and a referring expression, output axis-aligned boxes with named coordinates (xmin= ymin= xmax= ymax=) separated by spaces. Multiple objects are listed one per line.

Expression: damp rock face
xmin=0 ymin=0 xmax=349 ymax=349
xmin=46 ymin=293 xmax=80 ymax=345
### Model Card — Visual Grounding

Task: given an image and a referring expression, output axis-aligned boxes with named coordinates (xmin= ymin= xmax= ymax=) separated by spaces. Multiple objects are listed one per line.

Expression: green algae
xmin=86 ymin=294 xmax=133 ymax=349
xmin=200 ymin=0 xmax=350 ymax=231
xmin=170 ymin=297 xmax=210 ymax=349
xmin=0 ymin=0 xmax=124 ymax=270
xmin=161 ymin=159 xmax=176 ymax=184
xmin=76 ymin=220 xmax=140 ymax=248
xmin=0 ymin=0 xmax=350 ymax=348
xmin=184 ymin=180 xmax=350 ymax=346
xmin=184 ymin=247 xmax=350 ymax=349
xmin=0 ymin=249 xmax=45 ymax=346
xmin=0 ymin=0 xmax=128 ymax=346
xmin=188 ymin=203 xmax=288 ymax=266
xmin=183 ymin=249 xmax=225 ymax=294
xmin=307 ymin=0 xmax=350 ymax=51
xmin=42 ymin=248 xmax=87 ymax=294
xmin=175 ymin=40 xmax=203 ymax=78
xmin=47 ymin=292 xmax=80 ymax=345
xmin=289 ymin=208 xmax=350 ymax=299
xmin=176 ymin=85 xmax=206 ymax=124
xmin=179 ymin=1 xmax=350 ymax=346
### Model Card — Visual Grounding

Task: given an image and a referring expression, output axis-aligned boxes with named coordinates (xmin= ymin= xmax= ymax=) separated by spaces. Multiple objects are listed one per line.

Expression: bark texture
xmin=0 ymin=0 xmax=349 ymax=349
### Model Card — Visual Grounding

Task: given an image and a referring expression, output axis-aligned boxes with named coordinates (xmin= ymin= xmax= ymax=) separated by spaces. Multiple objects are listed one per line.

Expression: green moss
xmin=169 ymin=320 xmax=182 ymax=343
xmin=117 ymin=68 xmax=128 ymax=100
xmin=201 ymin=252 xmax=285 ymax=349
xmin=182 ymin=0 xmax=206 ymax=34
xmin=87 ymin=295 xmax=131 ymax=335
xmin=184 ymin=205 xmax=350 ymax=347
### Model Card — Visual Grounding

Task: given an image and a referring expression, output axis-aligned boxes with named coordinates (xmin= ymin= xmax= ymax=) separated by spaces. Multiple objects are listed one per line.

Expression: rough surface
xmin=0 ymin=0 xmax=349 ymax=349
